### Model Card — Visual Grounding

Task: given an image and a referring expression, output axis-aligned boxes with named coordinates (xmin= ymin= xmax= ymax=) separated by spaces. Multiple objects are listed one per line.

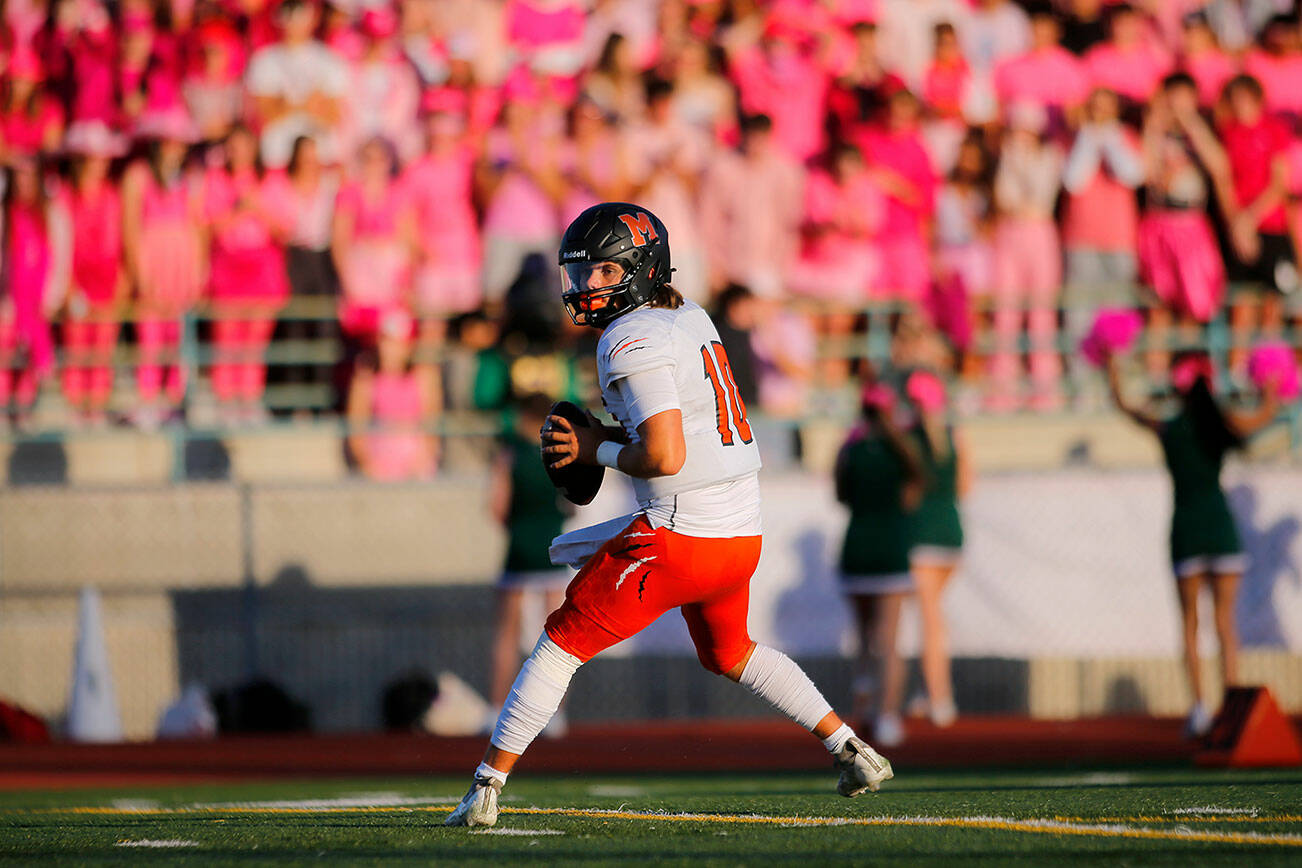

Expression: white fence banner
xmin=577 ymin=467 xmax=1302 ymax=659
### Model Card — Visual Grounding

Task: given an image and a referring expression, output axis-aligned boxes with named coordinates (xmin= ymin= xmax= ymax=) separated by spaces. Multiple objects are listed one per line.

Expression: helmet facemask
xmin=560 ymin=251 xmax=660 ymax=328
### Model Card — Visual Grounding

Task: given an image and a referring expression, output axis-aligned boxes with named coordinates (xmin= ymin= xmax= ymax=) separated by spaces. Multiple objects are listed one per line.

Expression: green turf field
xmin=1 ymin=767 xmax=1299 ymax=865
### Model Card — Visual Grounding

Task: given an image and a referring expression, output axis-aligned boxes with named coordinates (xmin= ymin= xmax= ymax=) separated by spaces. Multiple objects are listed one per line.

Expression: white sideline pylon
xmin=66 ymin=586 xmax=123 ymax=742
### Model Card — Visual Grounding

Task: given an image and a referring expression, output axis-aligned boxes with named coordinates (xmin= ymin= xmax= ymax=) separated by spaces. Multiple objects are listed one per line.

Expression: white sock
xmin=490 ymin=634 xmax=583 ymax=756
xmin=821 ymin=722 xmax=855 ymax=755
xmin=738 ymin=644 xmax=834 ymax=732
xmin=475 ymin=762 xmax=509 ymax=786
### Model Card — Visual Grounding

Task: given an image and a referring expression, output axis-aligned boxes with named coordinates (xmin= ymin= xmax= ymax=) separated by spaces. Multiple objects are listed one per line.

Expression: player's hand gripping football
xmin=542 ymin=411 xmax=607 ymax=469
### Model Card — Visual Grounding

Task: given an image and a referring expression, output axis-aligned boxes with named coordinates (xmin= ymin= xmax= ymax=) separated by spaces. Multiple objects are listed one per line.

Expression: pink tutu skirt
xmin=1137 ymin=211 xmax=1225 ymax=322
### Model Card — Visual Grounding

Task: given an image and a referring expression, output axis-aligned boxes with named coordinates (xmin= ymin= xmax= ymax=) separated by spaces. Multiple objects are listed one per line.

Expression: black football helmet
xmin=558 ymin=202 xmax=671 ymax=328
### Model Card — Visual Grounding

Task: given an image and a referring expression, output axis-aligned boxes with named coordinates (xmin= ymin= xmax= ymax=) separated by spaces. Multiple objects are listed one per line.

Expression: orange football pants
xmin=545 ymin=515 xmax=763 ymax=674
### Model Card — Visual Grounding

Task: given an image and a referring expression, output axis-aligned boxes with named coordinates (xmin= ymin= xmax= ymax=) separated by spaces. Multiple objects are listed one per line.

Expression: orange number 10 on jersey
xmin=700 ymin=341 xmax=753 ymax=446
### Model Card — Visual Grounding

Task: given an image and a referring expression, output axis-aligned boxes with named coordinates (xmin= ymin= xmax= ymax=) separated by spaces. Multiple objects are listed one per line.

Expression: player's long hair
xmin=648 ymin=282 xmax=684 ymax=310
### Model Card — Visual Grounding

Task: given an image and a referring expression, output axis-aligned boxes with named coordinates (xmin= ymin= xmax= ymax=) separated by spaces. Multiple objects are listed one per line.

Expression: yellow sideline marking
xmin=20 ymin=804 xmax=1302 ymax=846
xmin=495 ymin=807 xmax=1302 ymax=846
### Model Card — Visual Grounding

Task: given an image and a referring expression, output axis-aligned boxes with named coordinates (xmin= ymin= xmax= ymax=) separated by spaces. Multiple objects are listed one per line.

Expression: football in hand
xmin=542 ymin=401 xmax=605 ymax=506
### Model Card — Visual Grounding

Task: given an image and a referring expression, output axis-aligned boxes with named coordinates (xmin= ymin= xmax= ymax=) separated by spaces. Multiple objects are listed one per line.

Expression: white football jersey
xmin=597 ymin=301 xmax=762 ymax=537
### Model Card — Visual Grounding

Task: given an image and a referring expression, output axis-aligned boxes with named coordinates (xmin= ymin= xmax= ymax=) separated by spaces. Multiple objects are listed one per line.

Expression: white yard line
xmin=1170 ymin=806 xmax=1260 ymax=816
xmin=115 ymin=839 xmax=199 ymax=848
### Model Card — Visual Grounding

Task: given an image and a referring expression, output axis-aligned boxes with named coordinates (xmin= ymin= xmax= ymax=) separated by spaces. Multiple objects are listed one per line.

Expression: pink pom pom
xmin=1080 ymin=308 xmax=1144 ymax=368
xmin=1248 ymin=342 xmax=1300 ymax=401
xmin=906 ymin=370 xmax=946 ymax=414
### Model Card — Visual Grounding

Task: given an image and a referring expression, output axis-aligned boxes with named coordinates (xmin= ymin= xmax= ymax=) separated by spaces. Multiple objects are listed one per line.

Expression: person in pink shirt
xmin=875 ymin=0 xmax=970 ymax=92
xmin=856 ymin=90 xmax=937 ymax=306
xmin=62 ymin=125 xmax=128 ymax=427
xmin=1179 ymin=13 xmax=1238 ymax=109
xmin=1243 ymin=14 xmax=1302 ymax=121
xmin=993 ymin=7 xmax=1091 ymax=133
xmin=406 ymin=101 xmax=482 ymax=390
xmin=559 ymin=100 xmax=635 ymax=225
xmin=342 ymin=6 xmax=423 ymax=165
xmin=1082 ymin=4 xmax=1174 ymax=109
xmin=332 ymin=136 xmax=415 ymax=345
xmin=122 ymin=108 xmax=206 ymax=428
xmin=1061 ymin=87 xmax=1145 ymax=404
xmin=183 ymin=19 xmax=244 ymax=144
xmin=476 ymin=89 xmax=566 ymax=310
xmin=204 ymin=124 xmax=292 ymax=424
xmin=922 ymin=22 xmax=974 ymax=176
xmin=668 ymin=37 xmax=739 ymax=145
xmin=346 ymin=312 xmax=439 ymax=481
xmin=582 ymin=32 xmax=648 ymax=125
xmin=276 ymin=134 xmax=340 ymax=410
xmin=321 ymin=1 xmax=365 ymax=63
xmin=923 ymin=23 xmax=970 ymax=123
xmin=989 ymin=102 xmax=1064 ymax=411
xmin=933 ymin=133 xmax=995 ymax=339
xmin=723 ymin=12 xmax=831 ymax=163
xmin=116 ymin=6 xmax=155 ymax=128
xmin=789 ymin=142 xmax=885 ymax=385
xmin=1138 ymin=73 xmax=1235 ymax=374
xmin=699 ymin=113 xmax=805 ymax=299
xmin=826 ymin=22 xmax=906 ymax=140
xmin=0 ymin=158 xmax=69 ymax=424
xmin=1218 ymin=73 xmax=1296 ymax=368
xmin=63 ymin=3 xmax=119 ymax=134
xmin=0 ymin=48 xmax=64 ymax=160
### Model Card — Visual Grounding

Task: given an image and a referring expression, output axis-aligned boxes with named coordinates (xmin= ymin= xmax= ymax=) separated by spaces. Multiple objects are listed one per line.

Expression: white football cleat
xmin=443 ymin=776 xmax=502 ymax=827
xmin=834 ymin=736 xmax=894 ymax=797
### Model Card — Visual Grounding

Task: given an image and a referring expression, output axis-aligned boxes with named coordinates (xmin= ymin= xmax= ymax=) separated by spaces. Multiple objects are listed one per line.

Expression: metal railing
xmin=4 ymin=287 xmax=1300 ymax=465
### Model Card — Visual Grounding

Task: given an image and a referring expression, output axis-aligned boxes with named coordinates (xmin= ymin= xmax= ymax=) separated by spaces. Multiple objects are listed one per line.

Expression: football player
xmin=446 ymin=203 xmax=893 ymax=827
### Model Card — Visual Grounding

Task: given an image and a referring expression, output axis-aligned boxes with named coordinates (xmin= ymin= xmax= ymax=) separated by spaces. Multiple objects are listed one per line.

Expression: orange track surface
xmin=0 ymin=716 xmax=1212 ymax=791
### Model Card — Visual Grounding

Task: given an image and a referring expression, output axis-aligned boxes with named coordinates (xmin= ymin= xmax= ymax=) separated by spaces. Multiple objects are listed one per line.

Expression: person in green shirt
xmin=835 ymin=381 xmax=926 ymax=748
xmin=487 ymin=394 xmax=573 ymax=732
xmin=904 ymin=369 xmax=971 ymax=731
xmin=1108 ymin=351 xmax=1280 ymax=737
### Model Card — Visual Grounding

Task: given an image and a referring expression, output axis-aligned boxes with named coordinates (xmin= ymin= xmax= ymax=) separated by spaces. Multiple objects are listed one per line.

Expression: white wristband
xmin=595 ymin=440 xmax=624 ymax=470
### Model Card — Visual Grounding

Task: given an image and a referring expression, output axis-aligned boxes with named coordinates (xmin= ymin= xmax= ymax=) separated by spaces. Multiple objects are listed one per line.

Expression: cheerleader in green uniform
xmin=836 ymin=381 xmax=926 ymax=747
xmin=1107 ymin=352 xmax=1280 ymax=736
xmin=488 ymin=394 xmax=573 ymax=730
xmin=904 ymin=369 xmax=971 ymax=729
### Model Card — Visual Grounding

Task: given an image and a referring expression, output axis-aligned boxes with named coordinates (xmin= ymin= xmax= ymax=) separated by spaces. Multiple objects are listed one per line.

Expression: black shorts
xmin=1228 ymin=232 xmax=1299 ymax=295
